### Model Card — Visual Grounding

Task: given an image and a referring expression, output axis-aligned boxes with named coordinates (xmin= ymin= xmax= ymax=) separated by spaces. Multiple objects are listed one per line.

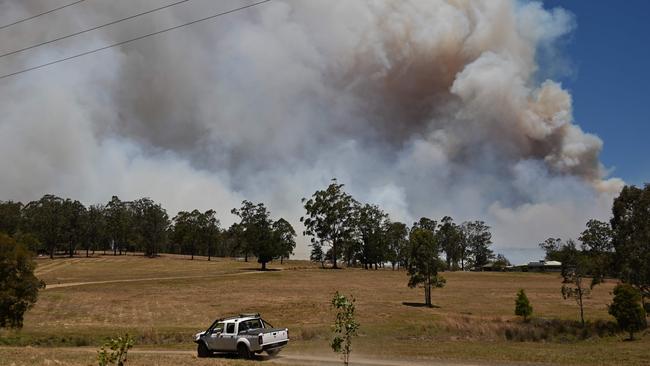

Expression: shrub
xmin=609 ymin=284 xmax=647 ymax=340
xmin=97 ymin=334 xmax=135 ymax=366
xmin=514 ymin=289 xmax=533 ymax=322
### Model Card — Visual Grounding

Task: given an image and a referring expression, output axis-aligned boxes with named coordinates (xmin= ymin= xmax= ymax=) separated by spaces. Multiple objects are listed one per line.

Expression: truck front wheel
xmin=197 ymin=342 xmax=210 ymax=358
xmin=237 ymin=343 xmax=252 ymax=359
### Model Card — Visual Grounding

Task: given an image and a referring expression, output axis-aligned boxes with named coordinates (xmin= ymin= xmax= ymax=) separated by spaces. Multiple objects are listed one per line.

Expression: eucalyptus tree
xmin=407 ymin=218 xmax=445 ymax=307
xmin=61 ymin=199 xmax=86 ymax=257
xmin=437 ymin=216 xmax=462 ymax=270
xmin=131 ymin=198 xmax=169 ymax=258
xmin=385 ymin=221 xmax=408 ymax=270
xmin=461 ymin=220 xmax=494 ymax=270
xmin=232 ymin=200 xmax=281 ymax=270
xmin=172 ymin=210 xmax=202 ymax=260
xmin=355 ymin=204 xmax=389 ymax=270
xmin=22 ymin=194 xmax=66 ymax=258
xmin=611 ymin=184 xmax=650 ymax=307
xmin=272 ymin=218 xmax=296 ymax=264
xmin=84 ymin=204 xmax=108 ymax=257
xmin=301 ymin=180 xmax=358 ymax=269
xmin=105 ymin=196 xmax=132 ymax=255
xmin=0 ymin=200 xmax=22 ymax=236
xmin=199 ymin=209 xmax=221 ymax=261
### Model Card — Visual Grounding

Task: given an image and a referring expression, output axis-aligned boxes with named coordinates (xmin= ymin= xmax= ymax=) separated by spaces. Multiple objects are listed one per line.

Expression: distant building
xmin=526 ymin=260 xmax=562 ymax=272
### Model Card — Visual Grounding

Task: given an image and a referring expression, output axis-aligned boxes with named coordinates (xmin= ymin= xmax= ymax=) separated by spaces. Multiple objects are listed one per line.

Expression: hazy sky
xmin=0 ymin=0 xmax=642 ymax=264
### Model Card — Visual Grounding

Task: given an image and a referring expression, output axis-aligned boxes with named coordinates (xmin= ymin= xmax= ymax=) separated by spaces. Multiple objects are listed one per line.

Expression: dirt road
xmin=43 ymin=270 xmax=264 ymax=289
xmin=0 ymin=346 xmax=514 ymax=366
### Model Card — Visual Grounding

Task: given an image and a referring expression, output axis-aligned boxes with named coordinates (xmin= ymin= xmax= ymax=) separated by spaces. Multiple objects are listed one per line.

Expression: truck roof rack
xmin=217 ymin=313 xmax=261 ymax=321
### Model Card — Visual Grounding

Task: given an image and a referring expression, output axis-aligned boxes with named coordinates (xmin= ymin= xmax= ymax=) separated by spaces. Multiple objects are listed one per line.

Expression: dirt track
xmin=0 ymin=347 xmax=497 ymax=366
xmin=43 ymin=270 xmax=264 ymax=289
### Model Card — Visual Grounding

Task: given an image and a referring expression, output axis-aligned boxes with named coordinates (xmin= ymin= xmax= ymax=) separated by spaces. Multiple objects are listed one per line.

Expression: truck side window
xmin=226 ymin=323 xmax=235 ymax=334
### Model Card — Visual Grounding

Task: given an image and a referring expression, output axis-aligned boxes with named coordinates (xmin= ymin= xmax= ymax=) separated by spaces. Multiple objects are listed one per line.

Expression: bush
xmin=514 ymin=289 xmax=533 ymax=322
xmin=97 ymin=334 xmax=135 ymax=366
xmin=609 ymin=284 xmax=647 ymax=340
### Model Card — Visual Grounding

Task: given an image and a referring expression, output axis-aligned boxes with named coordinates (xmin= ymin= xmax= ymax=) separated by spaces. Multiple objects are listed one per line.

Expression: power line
xmin=0 ymin=0 xmax=87 ymax=31
xmin=0 ymin=0 xmax=191 ymax=59
xmin=0 ymin=0 xmax=271 ymax=81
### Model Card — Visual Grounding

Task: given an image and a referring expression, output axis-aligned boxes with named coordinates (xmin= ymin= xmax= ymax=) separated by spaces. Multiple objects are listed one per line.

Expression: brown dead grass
xmin=0 ymin=255 xmax=647 ymax=365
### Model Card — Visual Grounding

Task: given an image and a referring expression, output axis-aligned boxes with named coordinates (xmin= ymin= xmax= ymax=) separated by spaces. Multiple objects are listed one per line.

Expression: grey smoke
xmin=0 ymin=0 xmax=623 ymax=262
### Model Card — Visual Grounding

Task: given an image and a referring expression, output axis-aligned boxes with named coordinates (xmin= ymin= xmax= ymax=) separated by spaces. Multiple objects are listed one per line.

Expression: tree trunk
xmin=86 ymin=248 xmax=89 ymax=258
xmin=578 ymin=293 xmax=585 ymax=327
xmin=50 ymin=246 xmax=54 ymax=259
xmin=245 ymin=252 xmax=248 ymax=262
xmin=261 ymin=261 xmax=267 ymax=271
xmin=280 ymin=256 xmax=283 ymax=264
xmin=629 ymin=330 xmax=634 ymax=340
xmin=332 ymin=240 xmax=338 ymax=269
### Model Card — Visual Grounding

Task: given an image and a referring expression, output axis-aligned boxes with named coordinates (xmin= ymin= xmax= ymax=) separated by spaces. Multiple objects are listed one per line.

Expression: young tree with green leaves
xmin=310 ymin=242 xmax=326 ymax=268
xmin=301 ymin=180 xmax=357 ymax=269
xmin=515 ymin=289 xmax=533 ymax=322
xmin=330 ymin=291 xmax=359 ymax=366
xmin=559 ymin=240 xmax=596 ymax=326
xmin=97 ymin=333 xmax=135 ymax=366
xmin=609 ymin=284 xmax=647 ymax=340
xmin=407 ymin=220 xmax=446 ymax=307
xmin=0 ymin=234 xmax=45 ymax=328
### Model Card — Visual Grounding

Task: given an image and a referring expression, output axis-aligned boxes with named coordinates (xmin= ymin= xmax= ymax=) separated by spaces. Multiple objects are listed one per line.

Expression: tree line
xmin=0 ymin=195 xmax=296 ymax=270
xmin=302 ymin=179 xmax=500 ymax=272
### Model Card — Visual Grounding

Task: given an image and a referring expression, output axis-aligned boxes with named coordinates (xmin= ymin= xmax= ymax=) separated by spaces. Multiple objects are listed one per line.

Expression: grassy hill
xmin=1 ymin=254 xmax=648 ymax=365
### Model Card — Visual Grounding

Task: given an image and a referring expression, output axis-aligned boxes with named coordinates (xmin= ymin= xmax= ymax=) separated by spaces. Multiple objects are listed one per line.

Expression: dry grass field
xmin=1 ymin=254 xmax=648 ymax=365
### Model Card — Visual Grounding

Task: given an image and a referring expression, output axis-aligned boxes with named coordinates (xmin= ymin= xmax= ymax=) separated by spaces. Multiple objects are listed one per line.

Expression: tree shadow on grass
xmin=240 ymin=268 xmax=282 ymax=272
xmin=402 ymin=302 xmax=441 ymax=308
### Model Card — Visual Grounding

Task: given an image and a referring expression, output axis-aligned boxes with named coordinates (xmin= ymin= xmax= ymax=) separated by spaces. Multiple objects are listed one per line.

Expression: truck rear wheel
xmin=237 ymin=343 xmax=252 ymax=359
xmin=197 ymin=342 xmax=210 ymax=358
xmin=266 ymin=349 xmax=280 ymax=357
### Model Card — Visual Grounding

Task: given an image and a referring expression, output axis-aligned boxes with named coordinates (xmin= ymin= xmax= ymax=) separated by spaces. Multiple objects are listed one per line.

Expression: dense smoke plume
xmin=0 ymin=0 xmax=623 ymax=262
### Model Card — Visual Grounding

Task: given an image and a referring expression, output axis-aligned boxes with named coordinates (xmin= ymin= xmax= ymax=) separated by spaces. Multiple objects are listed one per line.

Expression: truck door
xmin=205 ymin=322 xmax=224 ymax=350
xmin=214 ymin=322 xmax=237 ymax=351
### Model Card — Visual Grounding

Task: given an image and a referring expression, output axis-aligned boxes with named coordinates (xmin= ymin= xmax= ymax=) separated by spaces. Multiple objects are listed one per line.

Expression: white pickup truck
xmin=194 ymin=313 xmax=289 ymax=358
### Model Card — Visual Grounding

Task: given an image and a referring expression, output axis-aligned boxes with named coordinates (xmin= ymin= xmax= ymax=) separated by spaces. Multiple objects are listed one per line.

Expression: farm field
xmin=1 ymin=254 xmax=648 ymax=366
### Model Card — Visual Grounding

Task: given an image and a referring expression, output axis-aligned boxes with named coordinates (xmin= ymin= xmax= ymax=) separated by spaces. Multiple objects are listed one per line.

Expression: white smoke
xmin=0 ymin=0 xmax=623 ymax=263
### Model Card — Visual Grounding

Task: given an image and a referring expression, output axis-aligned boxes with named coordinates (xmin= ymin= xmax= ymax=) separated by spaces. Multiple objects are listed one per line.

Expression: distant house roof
xmin=527 ymin=260 xmax=562 ymax=267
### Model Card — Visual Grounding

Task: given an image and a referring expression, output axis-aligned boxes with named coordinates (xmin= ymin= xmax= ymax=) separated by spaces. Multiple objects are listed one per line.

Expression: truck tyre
xmin=197 ymin=342 xmax=210 ymax=358
xmin=237 ymin=343 xmax=252 ymax=359
xmin=266 ymin=349 xmax=280 ymax=357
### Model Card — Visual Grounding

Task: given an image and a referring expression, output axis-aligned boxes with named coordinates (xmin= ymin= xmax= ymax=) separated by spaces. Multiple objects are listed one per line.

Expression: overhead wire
xmin=0 ymin=0 xmax=191 ymax=59
xmin=0 ymin=0 xmax=87 ymax=31
xmin=0 ymin=0 xmax=271 ymax=81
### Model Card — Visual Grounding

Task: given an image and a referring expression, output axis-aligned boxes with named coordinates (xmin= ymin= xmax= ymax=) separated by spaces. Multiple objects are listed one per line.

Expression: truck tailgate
xmin=261 ymin=328 xmax=288 ymax=346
